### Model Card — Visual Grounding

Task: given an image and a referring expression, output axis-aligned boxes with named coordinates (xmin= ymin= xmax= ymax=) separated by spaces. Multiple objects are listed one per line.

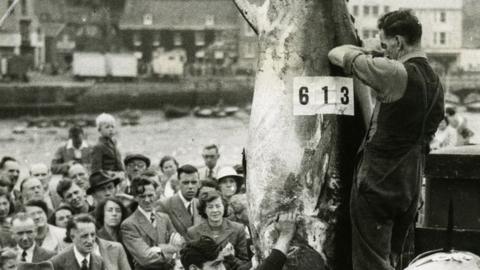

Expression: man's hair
xmin=24 ymin=200 xmax=48 ymax=215
xmin=131 ymin=177 xmax=158 ymax=197
xmin=177 ymin=164 xmax=198 ymax=179
xmin=56 ymin=179 xmax=76 ymax=198
xmin=203 ymin=144 xmax=219 ymax=153
xmin=159 ymin=156 xmax=178 ymax=172
xmin=65 ymin=214 xmax=96 ymax=243
xmin=68 ymin=125 xmax=84 ymax=138
xmin=0 ymin=189 xmax=15 ymax=215
xmin=0 ymin=156 xmax=16 ymax=170
xmin=180 ymin=236 xmax=221 ymax=268
xmin=10 ymin=212 xmax=34 ymax=226
xmin=196 ymin=179 xmax=218 ymax=197
xmin=20 ymin=177 xmax=40 ymax=192
xmin=378 ymin=9 xmax=422 ymax=45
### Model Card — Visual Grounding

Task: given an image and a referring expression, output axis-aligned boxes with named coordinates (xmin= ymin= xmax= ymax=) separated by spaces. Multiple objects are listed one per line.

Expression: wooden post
xmin=233 ymin=0 xmax=373 ymax=269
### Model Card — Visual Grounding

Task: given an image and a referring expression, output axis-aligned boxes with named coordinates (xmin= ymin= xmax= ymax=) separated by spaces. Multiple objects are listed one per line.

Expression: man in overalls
xmin=328 ymin=10 xmax=444 ymax=270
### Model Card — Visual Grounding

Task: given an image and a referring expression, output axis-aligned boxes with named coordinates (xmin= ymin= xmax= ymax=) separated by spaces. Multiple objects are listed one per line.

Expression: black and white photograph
xmin=0 ymin=0 xmax=479 ymax=270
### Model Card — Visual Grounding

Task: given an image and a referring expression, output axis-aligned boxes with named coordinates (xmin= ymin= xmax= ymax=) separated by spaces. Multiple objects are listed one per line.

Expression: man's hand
xmin=328 ymin=45 xmax=364 ymax=67
xmin=218 ymin=242 xmax=235 ymax=258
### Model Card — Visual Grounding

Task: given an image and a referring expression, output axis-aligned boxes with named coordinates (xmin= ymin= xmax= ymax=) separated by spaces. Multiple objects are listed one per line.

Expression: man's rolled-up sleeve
xmin=343 ymin=50 xmax=408 ymax=103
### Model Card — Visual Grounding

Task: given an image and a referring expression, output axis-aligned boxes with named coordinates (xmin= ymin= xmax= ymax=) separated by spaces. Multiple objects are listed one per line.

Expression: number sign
xmin=293 ymin=76 xmax=354 ymax=116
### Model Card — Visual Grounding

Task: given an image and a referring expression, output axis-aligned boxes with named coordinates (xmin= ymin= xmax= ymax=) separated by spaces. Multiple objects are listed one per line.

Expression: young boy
xmin=91 ymin=113 xmax=124 ymax=174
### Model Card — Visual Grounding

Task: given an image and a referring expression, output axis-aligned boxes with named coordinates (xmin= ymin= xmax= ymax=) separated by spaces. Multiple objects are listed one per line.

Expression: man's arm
xmin=120 ymin=222 xmax=166 ymax=266
xmin=328 ymin=45 xmax=408 ymax=103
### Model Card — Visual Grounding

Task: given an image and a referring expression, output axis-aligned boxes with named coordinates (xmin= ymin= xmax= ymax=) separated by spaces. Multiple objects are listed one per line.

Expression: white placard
xmin=293 ymin=76 xmax=354 ymax=116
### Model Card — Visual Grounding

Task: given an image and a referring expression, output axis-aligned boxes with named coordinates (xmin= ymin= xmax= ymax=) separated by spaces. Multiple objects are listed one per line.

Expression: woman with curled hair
xmin=187 ymin=190 xmax=249 ymax=267
xmin=0 ymin=247 xmax=18 ymax=270
xmin=95 ymin=197 xmax=128 ymax=242
xmin=159 ymin=156 xmax=179 ymax=198
xmin=47 ymin=205 xmax=73 ymax=229
xmin=0 ymin=189 xmax=15 ymax=230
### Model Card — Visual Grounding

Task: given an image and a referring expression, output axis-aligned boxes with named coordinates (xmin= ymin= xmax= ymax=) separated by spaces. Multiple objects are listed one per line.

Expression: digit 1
xmin=299 ymin=86 xmax=309 ymax=105
xmin=322 ymin=86 xmax=328 ymax=104
xmin=341 ymin=86 xmax=349 ymax=105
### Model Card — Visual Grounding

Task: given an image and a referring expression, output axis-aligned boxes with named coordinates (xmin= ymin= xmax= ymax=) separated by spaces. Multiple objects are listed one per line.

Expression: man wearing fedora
xmin=123 ymin=154 xmax=150 ymax=195
xmin=86 ymin=171 xmax=121 ymax=205
xmin=11 ymin=213 xmax=56 ymax=263
xmin=156 ymin=165 xmax=202 ymax=239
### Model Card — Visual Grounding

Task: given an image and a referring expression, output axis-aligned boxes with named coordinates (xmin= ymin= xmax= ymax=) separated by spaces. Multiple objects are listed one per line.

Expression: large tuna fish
xmin=233 ymin=0 xmax=373 ymax=269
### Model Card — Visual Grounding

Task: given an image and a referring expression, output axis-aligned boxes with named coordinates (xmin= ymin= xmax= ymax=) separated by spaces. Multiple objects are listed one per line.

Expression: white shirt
xmin=66 ymin=139 xmax=89 ymax=159
xmin=17 ymin=243 xmax=35 ymax=262
xmin=73 ymin=246 xmax=91 ymax=268
xmin=137 ymin=206 xmax=156 ymax=227
xmin=178 ymin=192 xmax=193 ymax=214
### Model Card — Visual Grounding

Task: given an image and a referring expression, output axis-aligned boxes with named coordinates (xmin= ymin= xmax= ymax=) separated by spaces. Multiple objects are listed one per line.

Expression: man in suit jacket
xmin=121 ymin=177 xmax=180 ymax=270
xmin=156 ymin=165 xmax=202 ymax=238
xmin=96 ymin=237 xmax=131 ymax=270
xmin=51 ymin=126 xmax=92 ymax=175
xmin=11 ymin=213 xmax=56 ymax=263
xmin=197 ymin=144 xmax=222 ymax=180
xmin=50 ymin=214 xmax=105 ymax=270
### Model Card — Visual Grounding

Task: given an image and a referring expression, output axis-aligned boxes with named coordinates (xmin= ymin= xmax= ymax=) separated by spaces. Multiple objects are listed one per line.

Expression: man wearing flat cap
xmin=123 ymin=154 xmax=150 ymax=195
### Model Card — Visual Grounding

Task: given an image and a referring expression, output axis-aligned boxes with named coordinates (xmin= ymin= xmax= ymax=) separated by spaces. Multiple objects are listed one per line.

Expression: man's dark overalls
xmin=351 ymin=57 xmax=444 ymax=270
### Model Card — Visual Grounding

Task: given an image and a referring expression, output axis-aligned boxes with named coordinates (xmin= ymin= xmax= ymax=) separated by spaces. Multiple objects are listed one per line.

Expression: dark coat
xmin=32 ymin=245 xmax=57 ymax=263
xmin=187 ymin=219 xmax=249 ymax=262
xmin=155 ymin=194 xmax=202 ymax=239
xmin=120 ymin=209 xmax=178 ymax=270
xmin=50 ymin=247 xmax=105 ymax=270
xmin=91 ymin=137 xmax=124 ymax=173
xmin=50 ymin=143 xmax=92 ymax=175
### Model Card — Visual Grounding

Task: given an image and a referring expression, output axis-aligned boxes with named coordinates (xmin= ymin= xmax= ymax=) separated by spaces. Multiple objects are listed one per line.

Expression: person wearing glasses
xmin=198 ymin=145 xmax=221 ymax=181
xmin=123 ymin=154 xmax=150 ymax=195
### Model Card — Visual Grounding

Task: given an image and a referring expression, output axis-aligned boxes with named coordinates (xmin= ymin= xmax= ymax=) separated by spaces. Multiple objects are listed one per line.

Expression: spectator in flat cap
xmin=51 ymin=126 xmax=92 ymax=175
xmin=123 ymin=154 xmax=150 ymax=195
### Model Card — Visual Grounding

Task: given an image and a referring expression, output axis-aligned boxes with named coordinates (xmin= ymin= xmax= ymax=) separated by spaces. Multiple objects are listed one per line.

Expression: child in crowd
xmin=91 ymin=113 xmax=124 ymax=174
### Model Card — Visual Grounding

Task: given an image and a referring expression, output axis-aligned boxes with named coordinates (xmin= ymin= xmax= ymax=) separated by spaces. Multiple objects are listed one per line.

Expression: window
xmin=353 ymin=5 xmax=359 ymax=16
xmin=363 ymin=6 xmax=370 ymax=16
xmin=152 ymin=32 xmax=160 ymax=46
xmin=372 ymin=6 xmax=379 ymax=16
xmin=362 ymin=29 xmax=370 ymax=39
xmin=133 ymin=33 xmax=141 ymax=46
xmin=384 ymin=6 xmax=390 ymax=14
xmin=174 ymin=32 xmax=182 ymax=46
xmin=439 ymin=32 xmax=446 ymax=45
xmin=143 ymin=13 xmax=153 ymax=25
xmin=195 ymin=31 xmax=205 ymax=46
xmin=440 ymin=11 xmax=446 ymax=23
xmin=205 ymin=15 xmax=215 ymax=26
xmin=21 ymin=0 xmax=27 ymax=15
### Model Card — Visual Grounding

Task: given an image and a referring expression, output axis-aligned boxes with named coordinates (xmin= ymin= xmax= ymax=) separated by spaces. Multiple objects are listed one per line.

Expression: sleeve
xmin=120 ymin=222 xmax=166 ymax=266
xmin=343 ymin=50 xmax=408 ymax=103
xmin=90 ymin=144 xmax=103 ymax=173
xmin=117 ymin=244 xmax=133 ymax=270
xmin=234 ymin=225 xmax=249 ymax=261
xmin=255 ymin=249 xmax=287 ymax=270
xmin=50 ymin=146 xmax=68 ymax=175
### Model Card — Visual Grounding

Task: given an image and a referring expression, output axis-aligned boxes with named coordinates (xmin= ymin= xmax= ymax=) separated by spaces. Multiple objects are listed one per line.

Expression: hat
xmin=87 ymin=170 xmax=121 ymax=195
xmin=216 ymin=167 xmax=244 ymax=190
xmin=124 ymin=154 xmax=151 ymax=168
xmin=18 ymin=262 xmax=54 ymax=270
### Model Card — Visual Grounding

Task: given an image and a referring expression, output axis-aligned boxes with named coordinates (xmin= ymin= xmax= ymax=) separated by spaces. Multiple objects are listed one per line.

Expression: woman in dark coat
xmin=95 ymin=197 xmax=128 ymax=242
xmin=187 ymin=190 xmax=249 ymax=268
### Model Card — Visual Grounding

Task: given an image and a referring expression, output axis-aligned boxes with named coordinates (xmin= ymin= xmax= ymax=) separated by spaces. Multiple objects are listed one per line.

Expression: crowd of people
xmin=0 ymin=113 xmax=296 ymax=270
xmin=430 ymin=107 xmax=475 ymax=150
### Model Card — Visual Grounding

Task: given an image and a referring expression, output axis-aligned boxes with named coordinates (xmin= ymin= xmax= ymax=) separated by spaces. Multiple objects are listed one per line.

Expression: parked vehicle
xmin=73 ymin=52 xmax=138 ymax=80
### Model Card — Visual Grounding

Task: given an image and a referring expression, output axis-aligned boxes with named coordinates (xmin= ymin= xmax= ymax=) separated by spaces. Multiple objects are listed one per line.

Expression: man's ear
xmin=395 ymin=35 xmax=405 ymax=50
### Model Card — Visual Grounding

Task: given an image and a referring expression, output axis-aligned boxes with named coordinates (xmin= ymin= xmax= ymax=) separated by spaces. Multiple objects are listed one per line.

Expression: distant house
xmin=119 ymin=0 xmax=242 ymax=75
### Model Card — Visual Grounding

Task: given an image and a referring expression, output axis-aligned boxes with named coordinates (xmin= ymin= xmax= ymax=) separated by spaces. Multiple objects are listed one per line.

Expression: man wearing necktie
xmin=50 ymin=214 xmax=105 ymax=270
xmin=11 ymin=213 xmax=56 ymax=263
xmin=121 ymin=177 xmax=181 ymax=270
xmin=198 ymin=145 xmax=221 ymax=181
xmin=156 ymin=165 xmax=202 ymax=239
